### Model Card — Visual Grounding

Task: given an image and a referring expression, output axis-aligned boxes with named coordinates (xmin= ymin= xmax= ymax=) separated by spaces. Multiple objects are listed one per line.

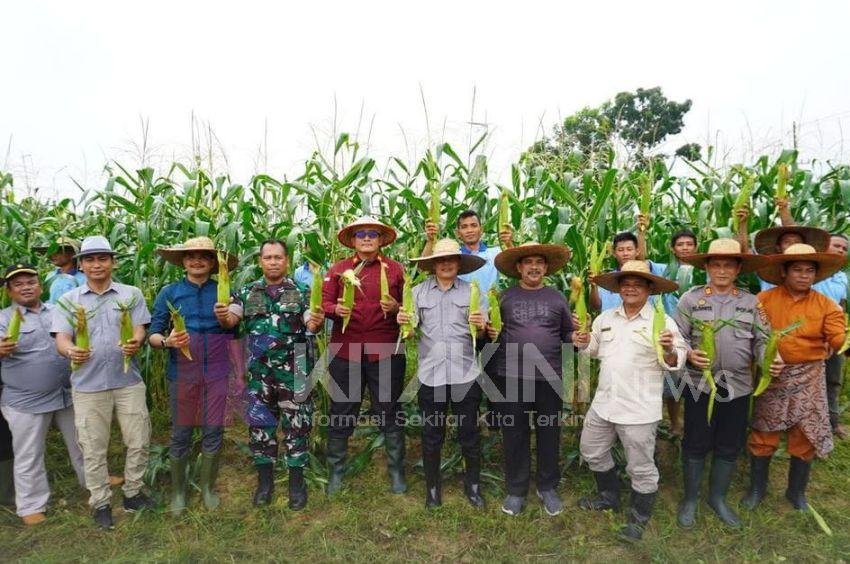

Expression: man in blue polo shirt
xmin=35 ymin=237 xmax=87 ymax=304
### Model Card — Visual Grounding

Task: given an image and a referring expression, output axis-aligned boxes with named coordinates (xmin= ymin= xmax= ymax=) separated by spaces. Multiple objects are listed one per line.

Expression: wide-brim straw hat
xmin=494 ymin=242 xmax=571 ymax=278
xmin=753 ymin=226 xmax=830 ymax=256
xmin=756 ymin=243 xmax=847 ymax=286
xmin=33 ymin=236 xmax=80 ymax=254
xmin=680 ymin=238 xmax=770 ymax=272
xmin=337 ymin=216 xmax=398 ymax=249
xmin=410 ymin=239 xmax=486 ymax=275
xmin=595 ymin=260 xmax=679 ymax=295
xmin=157 ymin=236 xmax=238 ymax=273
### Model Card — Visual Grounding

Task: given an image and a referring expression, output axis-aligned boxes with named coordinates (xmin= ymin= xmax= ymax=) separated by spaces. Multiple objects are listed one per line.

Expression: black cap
xmin=3 ymin=263 xmax=39 ymax=285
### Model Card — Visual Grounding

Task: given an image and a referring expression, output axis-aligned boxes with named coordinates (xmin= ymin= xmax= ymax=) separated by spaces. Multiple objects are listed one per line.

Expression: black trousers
xmin=682 ymin=390 xmax=749 ymax=461
xmin=418 ymin=381 xmax=482 ymax=458
xmin=327 ymin=354 xmax=406 ymax=440
xmin=495 ymin=377 xmax=563 ymax=496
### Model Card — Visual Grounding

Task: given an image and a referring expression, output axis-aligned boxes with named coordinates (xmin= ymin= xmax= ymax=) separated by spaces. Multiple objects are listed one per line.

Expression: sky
xmin=2 ymin=0 xmax=849 ymax=199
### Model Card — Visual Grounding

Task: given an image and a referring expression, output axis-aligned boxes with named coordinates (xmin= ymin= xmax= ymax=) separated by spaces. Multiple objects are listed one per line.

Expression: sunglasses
xmin=354 ymin=230 xmax=381 ymax=239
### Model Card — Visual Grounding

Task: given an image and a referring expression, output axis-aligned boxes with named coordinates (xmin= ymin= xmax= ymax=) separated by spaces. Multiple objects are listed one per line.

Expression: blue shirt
xmin=45 ymin=268 xmax=87 ymax=304
xmin=150 ymin=277 xmax=235 ymax=382
xmin=812 ymin=271 xmax=849 ymax=306
xmin=293 ymin=263 xmax=314 ymax=288
xmin=598 ymin=261 xmax=666 ymax=311
xmin=458 ymin=242 xmax=500 ymax=293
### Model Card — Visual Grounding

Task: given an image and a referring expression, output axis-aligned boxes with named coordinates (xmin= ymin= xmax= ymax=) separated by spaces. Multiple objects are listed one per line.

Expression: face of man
xmin=826 ymin=236 xmax=848 ymax=256
xmin=455 ymin=216 xmax=483 ymax=247
xmin=259 ymin=242 xmax=288 ymax=283
xmin=613 ymin=240 xmax=638 ymax=266
xmin=80 ymin=254 xmax=115 ymax=282
xmin=782 ymin=261 xmax=817 ymax=293
xmin=617 ymin=275 xmax=651 ymax=308
xmin=433 ymin=256 xmax=460 ymax=282
xmin=516 ymin=255 xmax=548 ymax=288
xmin=705 ymin=257 xmax=742 ymax=291
xmin=49 ymin=250 xmax=74 ymax=269
xmin=182 ymin=251 xmax=215 ymax=278
xmin=777 ymin=232 xmax=803 ymax=252
xmin=352 ymin=229 xmax=382 ymax=255
xmin=672 ymin=237 xmax=697 ymax=260
xmin=6 ymin=274 xmax=41 ymax=309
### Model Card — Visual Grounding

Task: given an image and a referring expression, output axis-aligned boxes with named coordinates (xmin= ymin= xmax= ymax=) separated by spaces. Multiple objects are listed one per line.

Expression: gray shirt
xmin=674 ymin=285 xmax=769 ymax=399
xmin=413 ymin=277 xmax=488 ymax=387
xmin=51 ymin=282 xmax=151 ymax=392
xmin=0 ymin=303 xmax=72 ymax=413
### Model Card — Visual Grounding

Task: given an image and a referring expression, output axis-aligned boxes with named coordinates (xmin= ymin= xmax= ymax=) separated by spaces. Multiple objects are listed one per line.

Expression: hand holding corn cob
xmin=166 ymin=301 xmax=193 ymax=361
xmin=216 ymin=251 xmax=231 ymax=305
xmin=468 ymin=281 xmax=482 ymax=351
xmin=398 ymin=273 xmax=416 ymax=340
xmin=754 ymin=319 xmax=802 ymax=396
xmin=570 ymin=276 xmax=589 ymax=332
xmin=338 ymin=269 xmax=362 ymax=333
xmin=115 ymin=298 xmax=140 ymax=373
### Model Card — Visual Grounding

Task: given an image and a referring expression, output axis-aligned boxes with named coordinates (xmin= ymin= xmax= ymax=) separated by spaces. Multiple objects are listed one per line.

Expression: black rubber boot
xmin=325 ymin=437 xmax=348 ymax=496
xmin=618 ymin=490 xmax=656 ymax=543
xmin=252 ymin=464 xmax=275 ymax=507
xmin=423 ymin=450 xmax=442 ymax=509
xmin=784 ymin=456 xmax=812 ymax=511
xmin=676 ymin=457 xmax=705 ymax=528
xmin=288 ymin=466 xmax=308 ymax=511
xmin=169 ymin=455 xmax=189 ymax=515
xmin=578 ymin=468 xmax=621 ymax=511
xmin=384 ymin=431 xmax=407 ymax=494
xmin=462 ymin=453 xmax=485 ymax=509
xmin=741 ymin=455 xmax=771 ymax=510
xmin=199 ymin=452 xmax=221 ymax=510
xmin=707 ymin=458 xmax=741 ymax=527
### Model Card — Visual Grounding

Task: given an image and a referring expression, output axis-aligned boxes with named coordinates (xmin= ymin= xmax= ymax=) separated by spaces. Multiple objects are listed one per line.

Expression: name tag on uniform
xmin=600 ymin=327 xmax=611 ymax=333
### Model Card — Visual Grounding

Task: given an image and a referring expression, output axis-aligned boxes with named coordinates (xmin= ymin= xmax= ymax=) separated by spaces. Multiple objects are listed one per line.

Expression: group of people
xmin=0 ymin=203 xmax=847 ymax=544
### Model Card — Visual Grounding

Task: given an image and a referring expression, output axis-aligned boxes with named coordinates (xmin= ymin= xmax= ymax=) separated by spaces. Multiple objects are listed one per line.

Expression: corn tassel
xmin=167 ymin=301 xmax=193 ymax=361
xmin=116 ymin=299 xmax=136 ymax=373
xmin=652 ymin=297 xmax=666 ymax=366
xmin=776 ymin=163 xmax=789 ymax=200
xmin=380 ymin=261 xmax=390 ymax=319
xmin=754 ymin=319 xmax=802 ymax=396
xmin=72 ymin=304 xmax=89 ymax=371
xmin=309 ymin=261 xmax=323 ymax=314
xmin=731 ymin=175 xmax=754 ymax=232
xmin=469 ymin=281 xmax=480 ymax=351
xmin=836 ymin=313 xmax=850 ymax=355
xmin=498 ymin=189 xmax=511 ymax=250
xmin=488 ymin=289 xmax=502 ymax=341
xmin=399 ymin=273 xmax=416 ymax=340
xmin=570 ymin=276 xmax=588 ymax=332
xmin=340 ymin=269 xmax=361 ymax=333
xmin=216 ymin=251 xmax=230 ymax=305
xmin=5 ymin=306 xmax=23 ymax=343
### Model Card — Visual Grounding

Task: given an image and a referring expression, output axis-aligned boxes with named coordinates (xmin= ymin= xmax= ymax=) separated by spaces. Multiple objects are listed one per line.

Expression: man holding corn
xmin=50 ymin=236 xmax=153 ymax=530
xmin=321 ymin=217 xmax=407 ymax=495
xmin=217 ymin=239 xmax=324 ymax=510
xmin=148 ymin=237 xmax=239 ymax=514
xmin=486 ymin=242 xmax=573 ymax=517
xmin=672 ymin=239 xmax=773 ymax=528
xmin=0 ymin=263 xmax=85 ymax=526
xmin=743 ymin=244 xmax=847 ymax=513
xmin=573 ymin=261 xmax=687 ymax=542
xmin=398 ymin=239 xmax=488 ymax=509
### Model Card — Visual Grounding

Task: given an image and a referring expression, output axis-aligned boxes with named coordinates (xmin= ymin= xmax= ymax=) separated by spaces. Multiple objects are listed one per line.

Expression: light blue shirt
xmin=457 ymin=242 xmax=500 ymax=293
xmin=599 ymin=261 xmax=666 ymax=311
xmin=293 ymin=263 xmax=314 ymax=288
xmin=812 ymin=271 xmax=849 ymax=306
xmin=45 ymin=268 xmax=87 ymax=304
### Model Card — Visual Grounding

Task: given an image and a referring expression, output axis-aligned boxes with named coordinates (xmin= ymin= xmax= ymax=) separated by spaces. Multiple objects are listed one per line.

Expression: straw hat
xmin=409 ymin=239 xmax=486 ymax=275
xmin=753 ymin=226 xmax=829 ymax=256
xmin=680 ymin=238 xmax=769 ymax=272
xmin=594 ymin=260 xmax=679 ymax=294
xmin=157 ymin=236 xmax=238 ymax=272
xmin=755 ymin=243 xmax=847 ymax=286
xmin=33 ymin=236 xmax=81 ymax=254
xmin=337 ymin=217 xmax=397 ymax=249
xmin=494 ymin=242 xmax=571 ymax=278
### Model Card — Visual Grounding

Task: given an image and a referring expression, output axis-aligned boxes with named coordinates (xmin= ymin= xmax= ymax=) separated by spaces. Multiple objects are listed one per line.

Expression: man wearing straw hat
xmin=742 ymin=244 xmax=847 ymax=513
xmin=217 ymin=239 xmax=324 ymax=510
xmin=321 ymin=217 xmax=407 ymax=495
xmin=148 ymin=236 xmax=239 ymax=514
xmin=50 ymin=236 xmax=153 ymax=529
xmin=397 ymin=239 xmax=488 ymax=509
xmin=751 ymin=224 xmax=829 ymax=291
xmin=672 ymin=239 xmax=774 ymax=528
xmin=486 ymin=242 xmax=573 ymax=517
xmin=33 ymin=237 xmax=87 ymax=304
xmin=573 ymin=261 xmax=687 ymax=542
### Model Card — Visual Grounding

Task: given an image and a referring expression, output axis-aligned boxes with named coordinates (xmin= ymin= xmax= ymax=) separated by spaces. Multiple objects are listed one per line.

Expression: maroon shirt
xmin=322 ymin=254 xmax=404 ymax=361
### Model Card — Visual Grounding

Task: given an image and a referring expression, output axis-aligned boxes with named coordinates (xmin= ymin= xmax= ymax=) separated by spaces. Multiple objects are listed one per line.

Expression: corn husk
xmin=776 ymin=163 xmax=790 ymax=200
xmin=309 ymin=261 xmax=323 ymax=314
xmin=216 ymin=251 xmax=230 ymax=305
xmin=399 ymin=273 xmax=416 ymax=340
xmin=469 ymin=280 xmax=480 ymax=351
xmin=5 ymin=306 xmax=23 ymax=343
xmin=652 ymin=298 xmax=666 ymax=366
xmin=570 ymin=276 xmax=588 ymax=332
xmin=731 ymin=175 xmax=754 ymax=232
xmin=488 ymin=289 xmax=502 ymax=341
xmin=380 ymin=261 xmax=390 ymax=318
xmin=167 ymin=301 xmax=193 ymax=361
xmin=498 ymin=189 xmax=511 ymax=250
xmin=115 ymin=298 xmax=138 ymax=373
xmin=340 ymin=269 xmax=361 ymax=333
xmin=754 ymin=319 xmax=803 ymax=396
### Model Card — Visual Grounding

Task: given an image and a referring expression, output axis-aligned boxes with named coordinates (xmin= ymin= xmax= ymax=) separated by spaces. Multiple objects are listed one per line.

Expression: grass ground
xmin=2 ymin=399 xmax=850 ymax=562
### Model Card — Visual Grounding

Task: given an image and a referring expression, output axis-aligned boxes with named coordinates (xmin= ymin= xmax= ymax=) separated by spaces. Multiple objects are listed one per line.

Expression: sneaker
xmin=501 ymin=494 xmax=526 ymax=516
xmin=537 ymin=489 xmax=564 ymax=516
xmin=93 ymin=505 xmax=114 ymax=530
xmin=123 ymin=492 xmax=155 ymax=512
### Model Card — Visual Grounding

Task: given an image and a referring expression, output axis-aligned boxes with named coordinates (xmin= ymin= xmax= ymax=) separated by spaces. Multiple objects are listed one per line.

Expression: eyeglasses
xmin=354 ymin=230 xmax=381 ymax=239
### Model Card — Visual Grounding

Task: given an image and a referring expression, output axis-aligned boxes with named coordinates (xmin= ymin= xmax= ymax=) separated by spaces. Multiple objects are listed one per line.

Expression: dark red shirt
xmin=322 ymin=254 xmax=404 ymax=361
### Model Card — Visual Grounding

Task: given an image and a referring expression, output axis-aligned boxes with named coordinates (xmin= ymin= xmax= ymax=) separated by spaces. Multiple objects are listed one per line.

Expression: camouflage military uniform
xmin=233 ymin=278 xmax=314 ymax=468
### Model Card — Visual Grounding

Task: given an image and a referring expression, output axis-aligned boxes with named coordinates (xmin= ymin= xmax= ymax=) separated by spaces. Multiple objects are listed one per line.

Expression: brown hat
xmin=753 ymin=226 xmax=829 ymax=255
xmin=680 ymin=238 xmax=769 ymax=272
xmin=157 ymin=237 xmax=238 ymax=273
xmin=595 ymin=260 xmax=679 ymax=295
xmin=337 ymin=217 xmax=397 ymax=249
xmin=494 ymin=242 xmax=571 ymax=278
xmin=755 ymin=243 xmax=847 ymax=286
xmin=409 ymin=239 xmax=486 ymax=275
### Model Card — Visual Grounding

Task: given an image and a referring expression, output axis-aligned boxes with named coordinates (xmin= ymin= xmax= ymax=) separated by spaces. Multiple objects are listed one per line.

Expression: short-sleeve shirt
xmin=458 ymin=242 xmax=500 ymax=294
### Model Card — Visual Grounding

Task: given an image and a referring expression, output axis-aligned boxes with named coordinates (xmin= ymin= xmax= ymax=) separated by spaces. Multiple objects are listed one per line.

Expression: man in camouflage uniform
xmin=219 ymin=239 xmax=324 ymax=510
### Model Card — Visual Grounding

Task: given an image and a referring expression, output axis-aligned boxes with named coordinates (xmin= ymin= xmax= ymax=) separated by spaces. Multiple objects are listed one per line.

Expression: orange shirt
xmin=757 ymin=285 xmax=846 ymax=364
